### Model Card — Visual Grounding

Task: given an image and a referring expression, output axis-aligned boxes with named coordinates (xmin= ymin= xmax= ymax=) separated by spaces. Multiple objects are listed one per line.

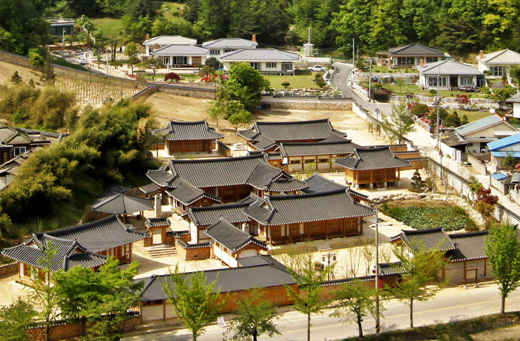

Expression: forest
xmin=2 ymin=0 xmax=520 ymax=57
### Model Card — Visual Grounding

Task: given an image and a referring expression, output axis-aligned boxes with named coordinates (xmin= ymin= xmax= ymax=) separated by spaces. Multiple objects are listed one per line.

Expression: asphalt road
xmin=124 ymin=282 xmax=520 ymax=341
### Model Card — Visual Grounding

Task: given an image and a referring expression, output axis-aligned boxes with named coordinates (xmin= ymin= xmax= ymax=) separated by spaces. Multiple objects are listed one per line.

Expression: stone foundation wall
xmin=0 ymin=262 xmax=17 ymax=278
xmin=445 ymin=259 xmax=493 ymax=286
xmin=158 ymin=84 xmax=216 ymax=99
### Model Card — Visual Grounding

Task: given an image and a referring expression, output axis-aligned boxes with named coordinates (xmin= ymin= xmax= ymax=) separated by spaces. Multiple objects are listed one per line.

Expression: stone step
xmin=146 ymin=245 xmax=177 ymax=258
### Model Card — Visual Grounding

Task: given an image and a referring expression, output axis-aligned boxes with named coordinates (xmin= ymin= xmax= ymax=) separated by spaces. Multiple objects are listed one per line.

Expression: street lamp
xmin=321 ymin=252 xmax=337 ymax=281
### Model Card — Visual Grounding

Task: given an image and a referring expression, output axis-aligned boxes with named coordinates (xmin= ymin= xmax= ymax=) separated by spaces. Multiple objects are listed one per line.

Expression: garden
xmin=380 ymin=201 xmax=477 ymax=231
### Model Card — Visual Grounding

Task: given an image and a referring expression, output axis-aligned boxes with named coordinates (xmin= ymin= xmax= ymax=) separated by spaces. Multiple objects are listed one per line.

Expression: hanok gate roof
xmin=245 ymin=189 xmax=374 ymax=226
xmin=334 ymin=146 xmax=411 ymax=170
xmin=153 ymin=120 xmax=224 ymax=141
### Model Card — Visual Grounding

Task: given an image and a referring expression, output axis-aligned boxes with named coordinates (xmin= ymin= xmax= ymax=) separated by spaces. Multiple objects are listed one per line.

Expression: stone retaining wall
xmin=0 ymin=262 xmax=18 ymax=278
xmin=262 ymin=100 xmax=352 ymax=111
xmin=373 ymin=192 xmax=486 ymax=228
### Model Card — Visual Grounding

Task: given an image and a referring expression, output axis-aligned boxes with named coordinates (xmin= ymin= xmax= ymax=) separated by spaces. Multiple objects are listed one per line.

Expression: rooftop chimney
xmin=480 ymin=50 xmax=484 ymax=59
xmin=420 ymin=59 xmax=424 ymax=68
xmin=146 ymin=33 xmax=150 ymax=41
xmin=252 ymin=34 xmax=256 ymax=42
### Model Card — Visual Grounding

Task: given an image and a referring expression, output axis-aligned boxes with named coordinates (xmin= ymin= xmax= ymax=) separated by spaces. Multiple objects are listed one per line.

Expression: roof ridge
xmin=169 ymin=154 xmax=265 ymax=164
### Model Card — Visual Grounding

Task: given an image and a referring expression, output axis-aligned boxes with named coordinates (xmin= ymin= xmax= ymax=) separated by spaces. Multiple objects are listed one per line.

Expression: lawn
xmin=449 ymin=109 xmax=494 ymax=123
xmin=92 ymin=18 xmax=124 ymax=37
xmin=378 ymin=82 xmax=489 ymax=99
xmin=265 ymin=74 xmax=321 ymax=89
xmin=153 ymin=1 xmax=185 ymax=20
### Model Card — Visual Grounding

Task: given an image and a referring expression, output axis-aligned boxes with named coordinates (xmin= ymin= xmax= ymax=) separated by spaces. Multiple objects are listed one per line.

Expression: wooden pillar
xmin=464 ymin=260 xmax=467 ymax=286
xmin=324 ymin=220 xmax=328 ymax=239
xmin=129 ymin=243 xmax=133 ymax=262
xmin=163 ymin=299 xmax=166 ymax=320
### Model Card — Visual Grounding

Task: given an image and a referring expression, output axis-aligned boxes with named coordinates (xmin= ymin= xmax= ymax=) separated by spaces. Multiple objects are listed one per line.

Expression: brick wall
xmin=0 ymin=262 xmax=17 ymax=278
xmin=26 ymin=316 xmax=141 ymax=341
xmin=175 ymin=240 xmax=211 ymax=260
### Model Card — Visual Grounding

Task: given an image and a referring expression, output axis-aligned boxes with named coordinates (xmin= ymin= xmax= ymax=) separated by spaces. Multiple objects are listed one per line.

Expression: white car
xmin=78 ymin=56 xmax=87 ymax=65
xmin=308 ymin=65 xmax=327 ymax=72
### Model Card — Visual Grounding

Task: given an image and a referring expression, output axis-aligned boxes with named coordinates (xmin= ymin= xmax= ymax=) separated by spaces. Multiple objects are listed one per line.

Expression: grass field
xmin=265 ymin=74 xmax=322 ymax=89
xmin=379 ymin=82 xmax=489 ymax=99
xmin=92 ymin=18 xmax=124 ymax=37
xmin=448 ymin=109 xmax=494 ymax=123
xmin=152 ymin=1 xmax=185 ymax=20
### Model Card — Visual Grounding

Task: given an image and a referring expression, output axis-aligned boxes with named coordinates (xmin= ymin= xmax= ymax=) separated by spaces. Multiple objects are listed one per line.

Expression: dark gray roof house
xmin=185 ymin=200 xmax=252 ymax=227
xmin=245 ymin=189 xmax=374 ymax=226
xmin=205 ymin=217 xmax=267 ymax=253
xmin=334 ymin=146 xmax=411 ymax=171
xmin=2 ymin=215 xmax=147 ymax=273
xmin=153 ymin=120 xmax=224 ymax=142
xmin=238 ymin=119 xmax=348 ymax=151
xmin=390 ymin=227 xmax=456 ymax=252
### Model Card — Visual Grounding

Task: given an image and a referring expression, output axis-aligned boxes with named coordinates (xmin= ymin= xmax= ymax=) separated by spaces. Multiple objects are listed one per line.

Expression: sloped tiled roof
xmin=505 ymin=92 xmax=520 ymax=104
xmin=139 ymin=182 xmax=162 ymax=195
xmin=205 ymin=217 xmax=266 ymax=252
xmin=151 ymin=44 xmax=208 ymax=57
xmin=478 ymin=49 xmax=520 ymax=65
xmin=139 ymin=256 xmax=295 ymax=301
xmin=334 ymin=146 xmax=411 ymax=171
xmin=186 ymin=201 xmax=251 ymax=226
xmin=145 ymin=217 xmax=170 ymax=228
xmin=147 ymin=154 xmax=307 ymax=192
xmin=488 ymin=133 xmax=520 ymax=151
xmin=166 ymin=179 xmax=221 ymax=206
xmin=2 ymin=236 xmax=107 ymax=272
xmin=390 ymin=227 xmax=456 ymax=252
xmin=447 ymin=231 xmax=488 ymax=261
xmin=153 ymin=120 xmax=223 ymax=141
xmin=143 ymin=35 xmax=196 ymax=46
xmin=455 ymin=114 xmax=514 ymax=137
xmin=416 ymin=60 xmax=481 ymax=75
xmin=0 ymin=127 xmax=32 ymax=144
xmin=303 ymin=173 xmax=368 ymax=200
xmin=388 ymin=43 xmax=444 ymax=56
xmin=91 ymin=193 xmax=153 ymax=214
xmin=279 ymin=140 xmax=358 ymax=157
xmin=202 ymin=38 xmax=258 ymax=49
xmin=245 ymin=189 xmax=374 ymax=226
xmin=219 ymin=48 xmax=299 ymax=61
xmin=33 ymin=215 xmax=147 ymax=253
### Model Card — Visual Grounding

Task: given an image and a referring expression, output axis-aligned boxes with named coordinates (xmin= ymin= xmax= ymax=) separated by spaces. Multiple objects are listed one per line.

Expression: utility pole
xmin=369 ymin=58 xmax=373 ymax=102
xmin=374 ymin=204 xmax=380 ymax=335
xmin=352 ymin=38 xmax=355 ymax=66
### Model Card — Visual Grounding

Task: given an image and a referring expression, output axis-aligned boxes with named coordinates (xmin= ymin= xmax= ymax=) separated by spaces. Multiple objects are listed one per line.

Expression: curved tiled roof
xmin=447 ymin=231 xmax=488 ymax=261
xmin=334 ymin=146 xmax=411 ymax=171
xmin=154 ymin=120 xmax=224 ymax=141
xmin=166 ymin=180 xmax=221 ymax=205
xmin=91 ymin=193 xmax=153 ymax=214
xmin=187 ymin=202 xmax=251 ymax=226
xmin=239 ymin=119 xmax=342 ymax=142
xmin=245 ymin=189 xmax=374 ymax=225
xmin=279 ymin=140 xmax=358 ymax=157
xmin=205 ymin=217 xmax=266 ymax=252
xmin=390 ymin=227 xmax=456 ymax=252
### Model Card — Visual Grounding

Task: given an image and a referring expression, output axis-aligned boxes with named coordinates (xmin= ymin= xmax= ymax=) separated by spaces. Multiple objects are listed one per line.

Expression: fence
xmin=390 ymin=94 xmax=497 ymax=109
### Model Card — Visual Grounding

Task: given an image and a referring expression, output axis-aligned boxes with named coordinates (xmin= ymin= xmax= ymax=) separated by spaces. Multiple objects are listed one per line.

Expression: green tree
xmin=502 ymin=151 xmax=517 ymax=170
xmin=28 ymin=48 xmax=45 ymax=71
xmin=467 ymin=176 xmax=483 ymax=202
xmin=284 ymin=253 xmax=332 ymax=341
xmin=410 ymin=170 xmax=426 ymax=192
xmin=330 ymin=281 xmax=379 ymax=338
xmin=161 ymin=265 xmax=225 ymax=341
xmin=0 ymin=206 xmax=12 ymax=242
xmin=28 ymin=240 xmax=60 ymax=341
xmin=223 ymin=63 xmax=270 ymax=109
xmin=226 ymin=101 xmax=253 ymax=133
xmin=205 ymin=57 xmax=220 ymax=69
xmin=136 ymin=58 xmax=164 ymax=81
xmin=380 ymin=102 xmax=416 ymax=144
xmin=152 ymin=16 xmax=193 ymax=37
xmin=444 ymin=111 xmax=462 ymax=127
xmin=0 ymin=298 xmax=37 ymax=341
xmin=491 ymin=87 xmax=517 ymax=109
xmin=10 ymin=71 xmax=23 ymax=85
xmin=485 ymin=224 xmax=520 ymax=314
xmin=224 ymin=288 xmax=280 ymax=341
xmin=388 ymin=243 xmax=447 ymax=328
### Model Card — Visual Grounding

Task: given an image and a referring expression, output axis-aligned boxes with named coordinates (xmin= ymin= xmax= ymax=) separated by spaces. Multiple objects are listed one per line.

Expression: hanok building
xmin=238 ymin=119 xmax=348 ymax=153
xmin=153 ymin=120 xmax=224 ymax=155
xmin=143 ymin=154 xmax=307 ymax=213
xmin=1 ymin=215 xmax=147 ymax=284
xmin=278 ymin=140 xmax=359 ymax=173
xmin=390 ymin=228 xmax=493 ymax=286
xmin=205 ymin=217 xmax=268 ymax=267
xmin=245 ymin=189 xmax=374 ymax=245
xmin=334 ymin=146 xmax=411 ymax=189
xmin=303 ymin=173 xmax=369 ymax=202
xmin=0 ymin=127 xmax=61 ymax=164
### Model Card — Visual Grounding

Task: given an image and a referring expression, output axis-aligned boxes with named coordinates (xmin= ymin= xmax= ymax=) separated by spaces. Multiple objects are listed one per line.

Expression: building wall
xmin=166 ymin=140 xmax=213 ymax=155
xmin=465 ymin=123 xmax=516 ymax=140
xmin=175 ymin=240 xmax=211 ymax=260
xmin=444 ymin=259 xmax=492 ymax=286
xmin=0 ymin=262 xmax=17 ymax=278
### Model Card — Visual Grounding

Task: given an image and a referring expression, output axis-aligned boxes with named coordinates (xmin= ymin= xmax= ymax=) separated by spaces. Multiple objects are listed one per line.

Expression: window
xmin=14 ymin=147 xmax=26 ymax=156
xmin=290 ymin=159 xmax=301 ymax=164
xmin=304 ymin=159 xmax=315 ymax=164
xmin=173 ymin=56 xmax=187 ymax=65
xmin=491 ymin=66 xmax=505 ymax=77
xmin=163 ymin=57 xmax=169 ymax=65
xmin=427 ymin=76 xmax=447 ymax=87
xmin=460 ymin=76 xmax=473 ymax=86
xmin=426 ymin=57 xmax=438 ymax=63
xmin=397 ymin=57 xmax=414 ymax=65
xmin=266 ymin=62 xmax=277 ymax=68
xmin=210 ymin=50 xmax=220 ymax=55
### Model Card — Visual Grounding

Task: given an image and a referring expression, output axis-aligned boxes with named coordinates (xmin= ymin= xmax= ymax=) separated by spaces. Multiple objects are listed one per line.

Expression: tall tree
xmin=330 ymin=280 xmax=379 ymax=338
xmin=284 ymin=253 xmax=333 ymax=341
xmin=223 ymin=63 xmax=270 ymax=109
xmin=380 ymin=102 xmax=416 ymax=144
xmin=224 ymin=288 xmax=280 ymax=341
xmin=388 ymin=242 xmax=447 ymax=328
xmin=161 ymin=265 xmax=225 ymax=341
xmin=0 ymin=298 xmax=37 ymax=341
xmin=485 ymin=224 xmax=520 ymax=314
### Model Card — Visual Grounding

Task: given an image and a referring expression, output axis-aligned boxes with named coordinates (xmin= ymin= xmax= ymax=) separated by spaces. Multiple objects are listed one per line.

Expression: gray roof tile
xmin=417 ymin=60 xmax=481 ymax=75
xmin=151 ymin=44 xmax=208 ymax=56
xmin=154 ymin=120 xmax=223 ymax=141
xmin=279 ymin=140 xmax=358 ymax=157
xmin=447 ymin=231 xmax=488 ymax=261
xmin=166 ymin=180 xmax=221 ymax=205
xmin=187 ymin=202 xmax=251 ymax=226
xmin=219 ymin=48 xmax=299 ymax=61
xmin=390 ymin=227 xmax=456 ymax=252
xmin=202 ymin=38 xmax=258 ymax=49
xmin=239 ymin=119 xmax=343 ymax=142
xmin=91 ymin=193 xmax=153 ymax=214
xmin=204 ymin=217 xmax=266 ymax=252
xmin=388 ymin=43 xmax=444 ymax=56
xmin=334 ymin=146 xmax=411 ymax=170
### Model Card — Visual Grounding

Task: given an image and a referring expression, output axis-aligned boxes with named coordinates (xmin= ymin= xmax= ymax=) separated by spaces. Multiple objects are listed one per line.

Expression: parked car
xmin=78 ymin=56 xmax=87 ymax=65
xmin=308 ymin=65 xmax=327 ymax=72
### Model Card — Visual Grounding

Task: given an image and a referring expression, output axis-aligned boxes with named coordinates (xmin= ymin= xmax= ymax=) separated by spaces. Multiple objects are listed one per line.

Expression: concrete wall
xmin=262 ymin=97 xmax=352 ymax=111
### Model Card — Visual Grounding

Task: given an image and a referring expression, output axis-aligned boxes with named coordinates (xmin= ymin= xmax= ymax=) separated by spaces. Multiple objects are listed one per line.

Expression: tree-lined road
xmin=124 ymin=282 xmax=520 ymax=340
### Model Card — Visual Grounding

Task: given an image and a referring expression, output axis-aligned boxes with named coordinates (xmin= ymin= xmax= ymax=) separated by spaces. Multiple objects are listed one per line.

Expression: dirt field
xmin=0 ymin=61 xmax=42 ymax=86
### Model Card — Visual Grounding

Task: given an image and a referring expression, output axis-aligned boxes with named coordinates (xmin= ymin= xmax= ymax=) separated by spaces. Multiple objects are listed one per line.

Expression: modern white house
xmin=202 ymin=37 xmax=258 ymax=58
xmin=506 ymin=92 xmax=520 ymax=119
xmin=416 ymin=60 xmax=483 ymax=91
xmin=150 ymin=44 xmax=209 ymax=67
xmin=219 ymin=48 xmax=300 ymax=75
xmin=376 ymin=43 xmax=445 ymax=69
xmin=142 ymin=35 xmax=197 ymax=58
xmin=476 ymin=49 xmax=520 ymax=78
